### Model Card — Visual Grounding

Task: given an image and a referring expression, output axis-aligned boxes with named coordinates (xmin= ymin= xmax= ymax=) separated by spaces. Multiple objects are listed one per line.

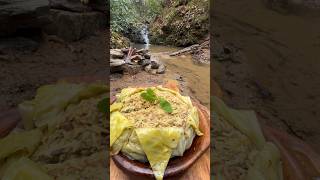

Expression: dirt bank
xmin=0 ymin=31 xmax=107 ymax=109
xmin=213 ymin=0 xmax=320 ymax=152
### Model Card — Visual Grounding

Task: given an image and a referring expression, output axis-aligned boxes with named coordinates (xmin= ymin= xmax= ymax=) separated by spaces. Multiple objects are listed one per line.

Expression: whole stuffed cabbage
xmin=110 ymin=86 xmax=203 ymax=180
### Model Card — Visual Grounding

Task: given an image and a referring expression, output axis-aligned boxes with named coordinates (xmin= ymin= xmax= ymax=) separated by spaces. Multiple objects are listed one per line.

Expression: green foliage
xmin=111 ymin=0 xmax=164 ymax=33
xmin=111 ymin=31 xmax=130 ymax=49
xmin=144 ymin=0 xmax=164 ymax=21
xmin=110 ymin=0 xmax=140 ymax=32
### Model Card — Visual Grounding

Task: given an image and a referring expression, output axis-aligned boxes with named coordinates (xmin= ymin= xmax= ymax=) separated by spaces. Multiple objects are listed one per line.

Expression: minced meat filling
xmin=31 ymin=94 xmax=108 ymax=179
xmin=212 ymin=113 xmax=258 ymax=180
xmin=120 ymin=89 xmax=190 ymax=128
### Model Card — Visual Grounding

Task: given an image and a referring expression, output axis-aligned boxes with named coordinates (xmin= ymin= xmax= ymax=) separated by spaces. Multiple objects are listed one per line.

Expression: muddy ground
xmin=213 ymin=0 xmax=320 ymax=152
xmin=0 ymin=31 xmax=107 ymax=109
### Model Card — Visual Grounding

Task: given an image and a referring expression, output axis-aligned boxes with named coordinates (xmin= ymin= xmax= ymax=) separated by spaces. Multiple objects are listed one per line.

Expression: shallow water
xmin=133 ymin=44 xmax=210 ymax=107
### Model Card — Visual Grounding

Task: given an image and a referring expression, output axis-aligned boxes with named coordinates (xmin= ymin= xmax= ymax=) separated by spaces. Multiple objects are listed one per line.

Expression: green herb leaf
xmin=97 ymin=97 xmax=109 ymax=113
xmin=159 ymin=98 xmax=173 ymax=113
xmin=140 ymin=88 xmax=173 ymax=113
xmin=140 ymin=88 xmax=157 ymax=103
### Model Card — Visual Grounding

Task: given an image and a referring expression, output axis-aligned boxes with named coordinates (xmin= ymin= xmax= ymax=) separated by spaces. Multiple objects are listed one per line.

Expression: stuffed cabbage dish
xmin=110 ymin=86 xmax=203 ymax=180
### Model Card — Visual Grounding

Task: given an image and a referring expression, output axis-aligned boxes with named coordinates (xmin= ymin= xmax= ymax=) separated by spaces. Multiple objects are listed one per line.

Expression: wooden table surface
xmin=110 ymin=150 xmax=210 ymax=180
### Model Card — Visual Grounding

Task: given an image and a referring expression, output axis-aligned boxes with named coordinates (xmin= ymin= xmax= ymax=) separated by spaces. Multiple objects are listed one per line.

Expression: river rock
xmin=110 ymin=49 xmax=124 ymax=58
xmin=123 ymin=64 xmax=142 ymax=75
xmin=130 ymin=54 xmax=143 ymax=61
xmin=144 ymin=53 xmax=151 ymax=59
xmin=44 ymin=9 xmax=106 ymax=41
xmin=110 ymin=59 xmax=125 ymax=73
xmin=110 ymin=59 xmax=125 ymax=66
xmin=121 ymin=48 xmax=129 ymax=54
xmin=150 ymin=69 xmax=157 ymax=75
xmin=138 ymin=59 xmax=151 ymax=66
xmin=0 ymin=0 xmax=50 ymax=36
xmin=144 ymin=64 xmax=152 ymax=72
xmin=157 ymin=64 xmax=166 ymax=74
xmin=150 ymin=60 xmax=159 ymax=69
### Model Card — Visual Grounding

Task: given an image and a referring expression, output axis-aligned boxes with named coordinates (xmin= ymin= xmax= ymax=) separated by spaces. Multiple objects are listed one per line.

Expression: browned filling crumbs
xmin=120 ymin=89 xmax=190 ymax=128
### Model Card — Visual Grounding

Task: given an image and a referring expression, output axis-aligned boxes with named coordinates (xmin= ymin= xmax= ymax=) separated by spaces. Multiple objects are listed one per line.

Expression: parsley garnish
xmin=140 ymin=88 xmax=173 ymax=113
xmin=140 ymin=88 xmax=157 ymax=103
xmin=159 ymin=98 xmax=173 ymax=113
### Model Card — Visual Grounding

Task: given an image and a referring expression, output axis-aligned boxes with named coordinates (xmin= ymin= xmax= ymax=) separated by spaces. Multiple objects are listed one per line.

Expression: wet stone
xmin=150 ymin=61 xmax=159 ymax=69
xmin=123 ymin=64 xmax=142 ymax=75
xmin=144 ymin=53 xmax=151 ymax=59
xmin=157 ymin=64 xmax=166 ymax=74
xmin=139 ymin=59 xmax=151 ymax=66
xmin=110 ymin=49 xmax=124 ymax=59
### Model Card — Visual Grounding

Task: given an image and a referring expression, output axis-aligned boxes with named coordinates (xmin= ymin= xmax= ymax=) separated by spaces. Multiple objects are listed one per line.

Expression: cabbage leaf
xmin=110 ymin=111 xmax=133 ymax=147
xmin=18 ymin=83 xmax=107 ymax=131
xmin=135 ymin=127 xmax=183 ymax=180
xmin=211 ymin=96 xmax=282 ymax=180
xmin=211 ymin=96 xmax=266 ymax=149
xmin=1 ymin=157 xmax=52 ymax=180
xmin=0 ymin=129 xmax=42 ymax=161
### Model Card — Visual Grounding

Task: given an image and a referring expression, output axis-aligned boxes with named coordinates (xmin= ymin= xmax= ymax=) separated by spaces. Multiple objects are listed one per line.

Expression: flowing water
xmin=140 ymin=25 xmax=150 ymax=49
xmin=133 ymin=44 xmax=210 ymax=108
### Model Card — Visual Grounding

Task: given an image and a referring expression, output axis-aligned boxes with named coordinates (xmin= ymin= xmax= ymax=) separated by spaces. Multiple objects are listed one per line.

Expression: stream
xmin=133 ymin=43 xmax=210 ymax=108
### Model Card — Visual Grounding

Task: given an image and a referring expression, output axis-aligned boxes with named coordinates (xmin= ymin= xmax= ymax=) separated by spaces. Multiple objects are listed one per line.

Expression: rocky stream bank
xmin=110 ymin=48 xmax=166 ymax=75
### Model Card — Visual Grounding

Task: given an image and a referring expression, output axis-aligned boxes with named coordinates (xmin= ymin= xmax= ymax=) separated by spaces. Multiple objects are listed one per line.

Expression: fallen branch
xmin=169 ymin=44 xmax=200 ymax=56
